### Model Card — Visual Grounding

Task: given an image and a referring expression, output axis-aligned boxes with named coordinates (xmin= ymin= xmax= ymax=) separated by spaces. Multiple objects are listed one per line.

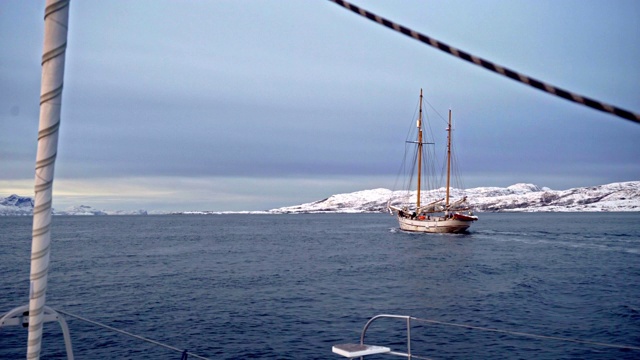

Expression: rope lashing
xmin=329 ymin=0 xmax=640 ymax=125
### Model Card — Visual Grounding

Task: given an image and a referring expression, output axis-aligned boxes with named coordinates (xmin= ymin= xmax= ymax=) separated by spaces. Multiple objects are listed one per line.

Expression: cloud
xmin=1 ymin=0 xmax=639 ymax=212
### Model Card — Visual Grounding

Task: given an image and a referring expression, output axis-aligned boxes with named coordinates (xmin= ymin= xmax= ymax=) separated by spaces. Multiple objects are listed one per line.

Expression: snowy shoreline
xmin=1 ymin=181 xmax=638 ymax=216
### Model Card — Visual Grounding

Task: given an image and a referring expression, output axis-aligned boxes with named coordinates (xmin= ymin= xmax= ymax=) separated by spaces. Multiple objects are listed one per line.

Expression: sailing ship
xmin=388 ymin=89 xmax=478 ymax=233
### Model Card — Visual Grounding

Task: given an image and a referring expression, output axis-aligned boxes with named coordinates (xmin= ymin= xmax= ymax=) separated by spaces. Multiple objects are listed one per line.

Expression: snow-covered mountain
xmin=269 ymin=181 xmax=640 ymax=213
xmin=0 ymin=194 xmax=34 ymax=216
xmin=0 ymin=196 xmax=147 ymax=216
xmin=1 ymin=181 xmax=638 ymax=215
xmin=270 ymin=188 xmax=393 ymax=214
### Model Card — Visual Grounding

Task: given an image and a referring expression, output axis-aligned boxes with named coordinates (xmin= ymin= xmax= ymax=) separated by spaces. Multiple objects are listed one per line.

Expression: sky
xmin=1 ymin=0 xmax=639 ymax=212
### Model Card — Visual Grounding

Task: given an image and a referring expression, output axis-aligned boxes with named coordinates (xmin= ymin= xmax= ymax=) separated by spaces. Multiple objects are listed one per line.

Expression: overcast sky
xmin=1 ymin=0 xmax=639 ymax=211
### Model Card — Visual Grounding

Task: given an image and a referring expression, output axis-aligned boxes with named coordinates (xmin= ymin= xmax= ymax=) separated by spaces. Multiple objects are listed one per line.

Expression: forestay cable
xmin=56 ymin=309 xmax=211 ymax=360
xmin=329 ymin=0 xmax=640 ymax=125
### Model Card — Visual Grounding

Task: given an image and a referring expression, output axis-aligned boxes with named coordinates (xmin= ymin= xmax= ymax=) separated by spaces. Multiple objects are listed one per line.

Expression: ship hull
xmin=397 ymin=215 xmax=476 ymax=234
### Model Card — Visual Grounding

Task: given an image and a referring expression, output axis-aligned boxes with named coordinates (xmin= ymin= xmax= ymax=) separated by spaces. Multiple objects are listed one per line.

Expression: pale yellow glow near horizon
xmin=1 ymin=175 xmax=397 ymax=211
xmin=0 ymin=178 xmax=170 ymax=198
xmin=0 ymin=179 xmax=34 ymax=197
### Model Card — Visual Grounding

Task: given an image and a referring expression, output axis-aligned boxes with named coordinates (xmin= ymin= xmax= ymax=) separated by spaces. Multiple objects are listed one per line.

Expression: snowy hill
xmin=269 ymin=181 xmax=640 ymax=213
xmin=270 ymin=188 xmax=393 ymax=214
xmin=0 ymin=194 xmax=34 ymax=216
xmin=54 ymin=205 xmax=109 ymax=216
xmin=0 ymin=196 xmax=147 ymax=216
xmin=1 ymin=181 xmax=638 ymax=215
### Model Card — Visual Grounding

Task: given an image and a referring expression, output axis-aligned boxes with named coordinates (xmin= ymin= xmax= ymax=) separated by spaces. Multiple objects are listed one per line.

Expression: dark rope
xmin=411 ymin=316 xmax=640 ymax=351
xmin=55 ymin=309 xmax=210 ymax=359
xmin=329 ymin=0 xmax=640 ymax=125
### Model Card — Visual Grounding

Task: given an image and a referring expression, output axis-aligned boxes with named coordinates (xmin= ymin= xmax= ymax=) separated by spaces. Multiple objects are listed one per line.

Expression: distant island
xmin=1 ymin=181 xmax=638 ymax=216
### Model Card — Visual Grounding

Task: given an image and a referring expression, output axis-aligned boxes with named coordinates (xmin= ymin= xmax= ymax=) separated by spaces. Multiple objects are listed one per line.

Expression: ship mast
xmin=445 ymin=109 xmax=452 ymax=208
xmin=416 ymin=89 xmax=423 ymax=209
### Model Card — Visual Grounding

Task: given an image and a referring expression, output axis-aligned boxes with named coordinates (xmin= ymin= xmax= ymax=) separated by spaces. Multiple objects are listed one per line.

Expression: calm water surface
xmin=1 ymin=213 xmax=639 ymax=359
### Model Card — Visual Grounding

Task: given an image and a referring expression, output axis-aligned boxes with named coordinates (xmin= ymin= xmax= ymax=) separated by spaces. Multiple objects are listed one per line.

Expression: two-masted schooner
xmin=388 ymin=89 xmax=478 ymax=233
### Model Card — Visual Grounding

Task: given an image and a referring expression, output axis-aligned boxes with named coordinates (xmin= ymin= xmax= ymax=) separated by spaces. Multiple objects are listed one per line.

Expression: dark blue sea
xmin=1 ymin=213 xmax=639 ymax=359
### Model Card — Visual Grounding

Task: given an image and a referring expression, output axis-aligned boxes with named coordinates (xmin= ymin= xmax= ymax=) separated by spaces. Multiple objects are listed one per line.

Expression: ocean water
xmin=1 ymin=213 xmax=639 ymax=359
